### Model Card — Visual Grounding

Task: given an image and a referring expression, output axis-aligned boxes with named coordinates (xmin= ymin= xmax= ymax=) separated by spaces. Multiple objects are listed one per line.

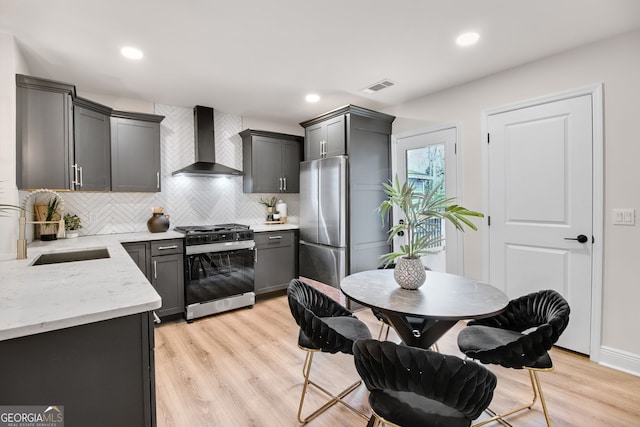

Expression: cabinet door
xmin=16 ymin=86 xmax=73 ymax=190
xmin=151 ymin=253 xmax=184 ymax=318
xmin=281 ymin=139 xmax=301 ymax=193
xmin=304 ymin=123 xmax=324 ymax=161
xmin=252 ymin=136 xmax=282 ymax=193
xmin=324 ymin=115 xmax=346 ymax=158
xmin=254 ymin=231 xmax=297 ymax=295
xmin=123 ymin=242 xmax=150 ymax=277
xmin=74 ymin=105 xmax=111 ymax=190
xmin=111 ymin=117 xmax=161 ymax=192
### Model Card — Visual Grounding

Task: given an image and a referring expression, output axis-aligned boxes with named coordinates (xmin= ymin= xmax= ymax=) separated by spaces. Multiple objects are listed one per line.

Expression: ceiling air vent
xmin=361 ymin=79 xmax=395 ymax=94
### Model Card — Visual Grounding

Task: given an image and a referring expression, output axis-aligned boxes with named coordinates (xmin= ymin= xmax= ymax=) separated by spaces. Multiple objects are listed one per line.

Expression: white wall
xmin=0 ymin=32 xmax=29 ymax=260
xmin=383 ymin=30 xmax=640 ymax=370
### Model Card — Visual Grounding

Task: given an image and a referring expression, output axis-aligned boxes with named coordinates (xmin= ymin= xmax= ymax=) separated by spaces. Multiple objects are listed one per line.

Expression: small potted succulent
xmin=259 ymin=196 xmax=278 ymax=221
xmin=38 ymin=196 xmax=61 ymax=241
xmin=378 ymin=176 xmax=484 ymax=289
xmin=64 ymin=213 xmax=82 ymax=238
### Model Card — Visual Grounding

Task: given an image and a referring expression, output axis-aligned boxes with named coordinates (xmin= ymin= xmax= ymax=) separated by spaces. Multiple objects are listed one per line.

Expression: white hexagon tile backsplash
xmin=60 ymin=104 xmax=299 ymax=236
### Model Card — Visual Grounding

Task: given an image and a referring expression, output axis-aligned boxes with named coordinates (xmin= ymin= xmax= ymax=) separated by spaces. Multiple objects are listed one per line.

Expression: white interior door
xmin=393 ymin=125 xmax=460 ymax=273
xmin=488 ymin=94 xmax=593 ymax=355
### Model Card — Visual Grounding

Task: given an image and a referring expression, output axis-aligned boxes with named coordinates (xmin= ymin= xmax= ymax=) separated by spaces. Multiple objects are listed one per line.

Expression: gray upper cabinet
xmin=111 ymin=111 xmax=164 ymax=192
xmin=16 ymin=73 xmax=164 ymax=192
xmin=16 ymin=74 xmax=74 ymax=190
xmin=302 ymin=114 xmax=345 ymax=161
xmin=240 ymin=129 xmax=303 ymax=193
xmin=73 ymin=97 xmax=112 ymax=191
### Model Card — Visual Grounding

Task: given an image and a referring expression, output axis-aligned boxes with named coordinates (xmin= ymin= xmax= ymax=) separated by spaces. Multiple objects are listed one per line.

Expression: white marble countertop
xmin=0 ymin=231 xmax=183 ymax=342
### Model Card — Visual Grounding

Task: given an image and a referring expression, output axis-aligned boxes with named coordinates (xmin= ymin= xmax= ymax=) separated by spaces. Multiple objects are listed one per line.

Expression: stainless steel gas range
xmin=174 ymin=224 xmax=255 ymax=321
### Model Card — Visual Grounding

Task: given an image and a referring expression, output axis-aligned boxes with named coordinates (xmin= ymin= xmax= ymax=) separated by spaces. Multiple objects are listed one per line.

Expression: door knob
xmin=564 ymin=234 xmax=588 ymax=243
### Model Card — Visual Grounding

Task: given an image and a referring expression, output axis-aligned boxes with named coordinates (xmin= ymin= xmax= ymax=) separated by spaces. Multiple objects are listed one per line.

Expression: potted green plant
xmin=39 ymin=196 xmax=61 ymax=241
xmin=259 ymin=196 xmax=277 ymax=221
xmin=378 ymin=176 xmax=484 ymax=289
xmin=64 ymin=213 xmax=82 ymax=238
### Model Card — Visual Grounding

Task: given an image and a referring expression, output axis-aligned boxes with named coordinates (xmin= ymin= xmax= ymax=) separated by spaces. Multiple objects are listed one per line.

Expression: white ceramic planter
xmin=393 ymin=256 xmax=426 ymax=290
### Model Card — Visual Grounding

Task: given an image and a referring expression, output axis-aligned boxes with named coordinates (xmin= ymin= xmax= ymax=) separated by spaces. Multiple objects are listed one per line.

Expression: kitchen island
xmin=0 ymin=231 xmax=181 ymax=427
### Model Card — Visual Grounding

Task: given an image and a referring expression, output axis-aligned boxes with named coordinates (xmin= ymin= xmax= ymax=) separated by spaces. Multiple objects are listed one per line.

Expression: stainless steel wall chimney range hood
xmin=171 ymin=105 xmax=243 ymax=177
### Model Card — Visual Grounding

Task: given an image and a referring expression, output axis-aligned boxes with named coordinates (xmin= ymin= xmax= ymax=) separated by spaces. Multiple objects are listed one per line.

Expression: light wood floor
xmin=154 ymin=293 xmax=640 ymax=426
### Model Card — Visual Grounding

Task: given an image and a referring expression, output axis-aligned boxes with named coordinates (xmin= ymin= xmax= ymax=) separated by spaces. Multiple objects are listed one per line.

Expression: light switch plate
xmin=612 ymin=208 xmax=635 ymax=225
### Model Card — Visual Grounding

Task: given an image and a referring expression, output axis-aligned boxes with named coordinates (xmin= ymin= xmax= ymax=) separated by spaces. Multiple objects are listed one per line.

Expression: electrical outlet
xmin=89 ymin=212 xmax=98 ymax=224
xmin=612 ymin=208 xmax=635 ymax=225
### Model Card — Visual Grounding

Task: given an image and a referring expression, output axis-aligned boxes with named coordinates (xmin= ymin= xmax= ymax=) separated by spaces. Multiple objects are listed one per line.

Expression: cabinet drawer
xmin=150 ymin=239 xmax=184 ymax=256
xmin=255 ymin=231 xmax=295 ymax=248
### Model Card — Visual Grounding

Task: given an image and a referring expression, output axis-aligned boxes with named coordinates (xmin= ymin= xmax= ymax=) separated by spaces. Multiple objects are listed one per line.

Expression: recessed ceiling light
xmin=121 ymin=46 xmax=144 ymax=60
xmin=456 ymin=32 xmax=480 ymax=47
xmin=305 ymin=94 xmax=320 ymax=103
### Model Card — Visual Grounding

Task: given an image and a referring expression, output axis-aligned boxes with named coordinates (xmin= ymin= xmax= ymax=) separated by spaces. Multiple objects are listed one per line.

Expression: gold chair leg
xmin=296 ymin=348 xmax=369 ymax=424
xmin=377 ymin=322 xmax=390 ymax=341
xmin=472 ymin=368 xmax=553 ymax=427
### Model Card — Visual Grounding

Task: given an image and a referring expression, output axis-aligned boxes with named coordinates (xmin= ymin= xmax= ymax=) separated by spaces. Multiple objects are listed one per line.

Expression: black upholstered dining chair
xmin=457 ymin=289 xmax=570 ymax=426
xmin=287 ymin=279 xmax=372 ymax=424
xmin=353 ymin=339 xmax=497 ymax=427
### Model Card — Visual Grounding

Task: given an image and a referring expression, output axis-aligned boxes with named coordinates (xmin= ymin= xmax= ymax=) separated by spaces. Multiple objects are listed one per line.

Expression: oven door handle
xmin=185 ymin=240 xmax=255 ymax=255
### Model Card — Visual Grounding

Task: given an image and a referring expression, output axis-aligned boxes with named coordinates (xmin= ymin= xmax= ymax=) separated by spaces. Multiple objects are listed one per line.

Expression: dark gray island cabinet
xmin=0 ymin=312 xmax=156 ymax=427
xmin=254 ymin=229 xmax=298 ymax=295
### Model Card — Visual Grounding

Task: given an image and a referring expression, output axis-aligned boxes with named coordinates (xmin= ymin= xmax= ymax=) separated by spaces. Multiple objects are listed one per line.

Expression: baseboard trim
xmin=599 ymin=346 xmax=640 ymax=377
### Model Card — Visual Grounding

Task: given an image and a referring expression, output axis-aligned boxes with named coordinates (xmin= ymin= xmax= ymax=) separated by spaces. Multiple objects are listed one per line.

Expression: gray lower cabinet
xmin=0 ymin=312 xmax=156 ymax=427
xmin=254 ymin=230 xmax=298 ymax=295
xmin=123 ymin=239 xmax=184 ymax=319
xmin=124 ymin=242 xmax=150 ymax=277
xmin=111 ymin=111 xmax=163 ymax=192
xmin=240 ymin=129 xmax=303 ymax=193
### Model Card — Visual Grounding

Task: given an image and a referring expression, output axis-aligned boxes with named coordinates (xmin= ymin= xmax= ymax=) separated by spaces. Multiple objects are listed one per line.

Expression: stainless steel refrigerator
xmin=299 ymin=156 xmax=347 ymax=288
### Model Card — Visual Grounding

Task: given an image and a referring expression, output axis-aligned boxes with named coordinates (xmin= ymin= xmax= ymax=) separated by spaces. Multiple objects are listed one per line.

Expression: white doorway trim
xmin=481 ymin=84 xmax=604 ymax=361
xmin=391 ymin=122 xmax=464 ymax=274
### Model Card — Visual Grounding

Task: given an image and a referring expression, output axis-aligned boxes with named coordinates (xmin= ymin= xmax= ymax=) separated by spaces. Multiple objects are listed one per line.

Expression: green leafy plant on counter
xmin=45 ymin=197 xmax=60 ymax=221
xmin=64 ymin=213 xmax=82 ymax=231
xmin=259 ymin=196 xmax=277 ymax=208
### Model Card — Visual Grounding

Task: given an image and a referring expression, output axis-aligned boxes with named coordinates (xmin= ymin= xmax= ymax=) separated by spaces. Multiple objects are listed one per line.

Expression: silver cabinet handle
xmin=78 ymin=166 xmax=83 ymax=187
xmin=156 ymin=172 xmax=160 ymax=190
xmin=72 ymin=164 xmax=79 ymax=186
xmin=153 ymin=260 xmax=157 ymax=279
xmin=157 ymin=245 xmax=178 ymax=250
xmin=153 ymin=311 xmax=161 ymax=324
xmin=279 ymin=177 xmax=283 ymax=191
xmin=254 ymin=248 xmax=258 ymax=263
xmin=283 ymin=177 xmax=286 ymax=192
xmin=268 ymin=235 xmax=283 ymax=240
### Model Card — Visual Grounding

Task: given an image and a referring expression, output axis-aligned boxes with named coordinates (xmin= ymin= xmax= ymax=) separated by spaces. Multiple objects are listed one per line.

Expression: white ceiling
xmin=2 ymin=0 xmax=640 ymax=125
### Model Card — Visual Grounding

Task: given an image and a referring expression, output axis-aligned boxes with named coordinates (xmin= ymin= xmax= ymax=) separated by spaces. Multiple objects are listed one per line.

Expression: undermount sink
xmin=32 ymin=248 xmax=110 ymax=266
